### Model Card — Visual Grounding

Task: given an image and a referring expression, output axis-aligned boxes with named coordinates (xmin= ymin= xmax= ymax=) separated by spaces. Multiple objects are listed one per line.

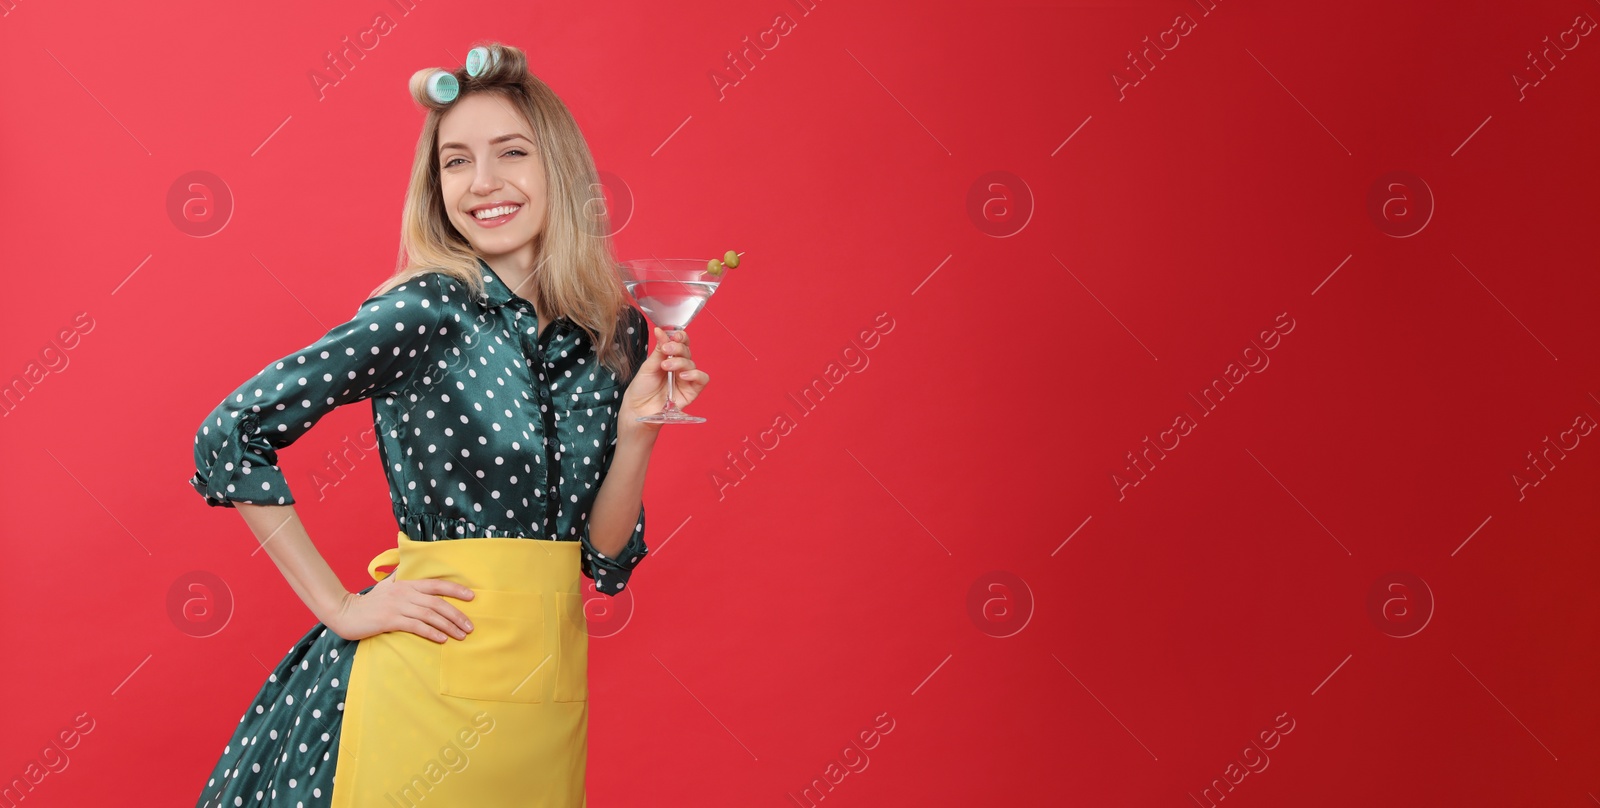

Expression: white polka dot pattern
xmin=187 ymin=259 xmax=652 ymax=805
xmin=188 ymin=258 xmax=650 ymax=596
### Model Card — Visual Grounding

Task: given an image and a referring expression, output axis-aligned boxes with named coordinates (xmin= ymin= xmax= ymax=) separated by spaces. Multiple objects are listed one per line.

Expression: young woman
xmin=188 ymin=42 xmax=707 ymax=807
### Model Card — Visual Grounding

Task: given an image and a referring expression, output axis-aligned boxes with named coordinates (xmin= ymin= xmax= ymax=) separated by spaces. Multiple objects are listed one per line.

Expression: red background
xmin=4 ymin=0 xmax=1599 ymax=805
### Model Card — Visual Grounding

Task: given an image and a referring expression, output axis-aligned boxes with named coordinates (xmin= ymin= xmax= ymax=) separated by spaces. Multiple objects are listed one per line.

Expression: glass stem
xmin=663 ymin=327 xmax=681 ymax=412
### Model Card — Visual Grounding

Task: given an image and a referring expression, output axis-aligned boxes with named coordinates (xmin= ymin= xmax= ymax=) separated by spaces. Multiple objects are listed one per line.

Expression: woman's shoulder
xmin=355 ymin=271 xmax=476 ymax=320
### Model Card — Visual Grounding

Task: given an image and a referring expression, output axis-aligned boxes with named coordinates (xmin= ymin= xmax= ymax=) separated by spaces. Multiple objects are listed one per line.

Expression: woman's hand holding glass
xmin=619 ymin=327 xmax=711 ymax=427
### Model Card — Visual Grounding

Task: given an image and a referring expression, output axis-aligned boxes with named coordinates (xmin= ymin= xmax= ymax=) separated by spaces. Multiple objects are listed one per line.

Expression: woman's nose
xmin=471 ymin=165 xmax=503 ymax=193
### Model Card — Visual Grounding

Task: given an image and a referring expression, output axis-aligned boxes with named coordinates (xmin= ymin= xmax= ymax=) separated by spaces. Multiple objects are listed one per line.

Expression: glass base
xmin=637 ymin=409 xmax=707 ymax=424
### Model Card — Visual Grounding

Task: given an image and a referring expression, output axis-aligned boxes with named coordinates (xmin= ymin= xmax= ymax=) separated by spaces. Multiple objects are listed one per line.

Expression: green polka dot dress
xmin=188 ymin=257 xmax=650 ymax=807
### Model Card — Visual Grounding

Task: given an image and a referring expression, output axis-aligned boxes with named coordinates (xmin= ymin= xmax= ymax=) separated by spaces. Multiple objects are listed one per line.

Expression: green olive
xmin=723 ymin=250 xmax=740 ymax=268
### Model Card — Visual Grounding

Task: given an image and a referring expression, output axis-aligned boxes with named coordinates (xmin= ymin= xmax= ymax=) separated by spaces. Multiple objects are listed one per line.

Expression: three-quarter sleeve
xmin=580 ymin=307 xmax=651 ymax=595
xmin=189 ymin=278 xmax=448 ymax=508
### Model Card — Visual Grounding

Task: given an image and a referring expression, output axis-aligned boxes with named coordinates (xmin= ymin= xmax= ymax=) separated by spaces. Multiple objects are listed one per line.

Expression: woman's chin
xmin=467 ymin=232 xmax=537 ymax=256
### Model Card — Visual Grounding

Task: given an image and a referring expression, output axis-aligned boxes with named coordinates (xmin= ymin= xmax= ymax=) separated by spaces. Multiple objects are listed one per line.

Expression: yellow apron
xmin=330 ymin=531 xmax=588 ymax=808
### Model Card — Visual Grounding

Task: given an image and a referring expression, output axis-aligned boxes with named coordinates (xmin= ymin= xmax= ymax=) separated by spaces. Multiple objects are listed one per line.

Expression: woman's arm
xmin=236 ymin=501 xmax=477 ymax=642
xmin=585 ymin=423 xmax=658 ymax=559
xmin=576 ymin=318 xmax=708 ymax=593
xmin=235 ymin=503 xmax=348 ymax=625
xmin=191 ymin=276 xmax=475 ymax=640
xmin=189 ymin=278 xmax=448 ymax=509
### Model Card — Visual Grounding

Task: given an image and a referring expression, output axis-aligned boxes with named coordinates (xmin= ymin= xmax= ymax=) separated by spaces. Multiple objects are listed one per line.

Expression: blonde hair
xmin=373 ymin=41 xmax=635 ymax=380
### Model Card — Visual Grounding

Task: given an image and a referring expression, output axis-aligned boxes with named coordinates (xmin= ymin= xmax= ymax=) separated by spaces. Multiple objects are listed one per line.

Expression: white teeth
xmin=473 ymin=205 xmax=520 ymax=219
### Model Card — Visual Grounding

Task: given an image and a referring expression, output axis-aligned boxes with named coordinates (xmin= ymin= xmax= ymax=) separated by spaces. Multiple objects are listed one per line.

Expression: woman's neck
xmin=480 ymin=248 xmax=537 ymax=300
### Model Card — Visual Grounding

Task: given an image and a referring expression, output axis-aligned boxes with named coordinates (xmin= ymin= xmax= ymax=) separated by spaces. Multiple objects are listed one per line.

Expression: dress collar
xmin=472 ymin=256 xmax=520 ymax=309
xmin=473 ymin=256 xmax=573 ymax=337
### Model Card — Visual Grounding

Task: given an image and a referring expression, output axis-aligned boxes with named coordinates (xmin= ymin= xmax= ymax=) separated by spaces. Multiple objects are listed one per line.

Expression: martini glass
xmin=619 ymin=258 xmax=723 ymax=424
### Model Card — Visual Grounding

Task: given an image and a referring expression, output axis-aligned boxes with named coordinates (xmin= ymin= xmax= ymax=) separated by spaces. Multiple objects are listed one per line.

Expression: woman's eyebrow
xmin=439 ymin=133 xmax=532 ymax=152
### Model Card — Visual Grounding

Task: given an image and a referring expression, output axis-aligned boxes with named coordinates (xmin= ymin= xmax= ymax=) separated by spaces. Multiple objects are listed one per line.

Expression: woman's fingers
xmin=412 ymin=576 xmax=475 ymax=603
xmin=429 ymin=595 xmax=474 ymax=634
xmin=655 ymin=328 xmax=691 ymax=360
xmin=405 ymin=616 xmax=450 ymax=643
xmin=403 ymin=578 xmax=475 ymax=638
xmin=404 ymin=602 xmax=467 ymax=641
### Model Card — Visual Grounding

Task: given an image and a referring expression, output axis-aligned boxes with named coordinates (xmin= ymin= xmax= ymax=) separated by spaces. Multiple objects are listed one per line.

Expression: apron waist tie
xmin=367 ymin=547 xmax=401 ymax=582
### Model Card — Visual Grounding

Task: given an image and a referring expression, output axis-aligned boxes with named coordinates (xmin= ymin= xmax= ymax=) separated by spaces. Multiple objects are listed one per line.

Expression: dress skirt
xmin=195 ymin=532 xmax=588 ymax=808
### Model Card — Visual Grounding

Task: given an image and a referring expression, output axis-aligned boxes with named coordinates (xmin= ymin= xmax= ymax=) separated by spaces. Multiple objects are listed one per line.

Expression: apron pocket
xmin=439 ymin=589 xmax=549 ymax=704
xmin=552 ymin=592 xmax=589 ymax=703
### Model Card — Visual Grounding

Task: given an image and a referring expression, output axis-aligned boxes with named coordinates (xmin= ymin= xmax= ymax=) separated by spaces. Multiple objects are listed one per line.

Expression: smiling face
xmin=436 ymin=92 xmax=548 ymax=265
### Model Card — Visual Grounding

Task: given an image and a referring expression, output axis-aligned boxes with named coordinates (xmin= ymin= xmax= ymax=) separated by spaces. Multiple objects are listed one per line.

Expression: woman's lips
xmin=471 ymin=205 xmax=522 ymax=228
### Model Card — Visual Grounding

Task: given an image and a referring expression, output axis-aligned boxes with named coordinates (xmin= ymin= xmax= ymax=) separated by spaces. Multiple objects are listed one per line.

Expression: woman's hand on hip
xmin=326 ymin=575 xmax=477 ymax=643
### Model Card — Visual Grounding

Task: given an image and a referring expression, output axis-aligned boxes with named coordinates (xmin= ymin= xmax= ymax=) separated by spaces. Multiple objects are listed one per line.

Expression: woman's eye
xmin=442 ymin=149 xmax=524 ymax=169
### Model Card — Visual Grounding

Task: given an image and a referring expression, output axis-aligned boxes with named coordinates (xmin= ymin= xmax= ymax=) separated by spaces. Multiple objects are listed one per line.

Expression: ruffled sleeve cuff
xmin=190 ymin=410 xmax=296 ymax=508
xmin=580 ymin=504 xmax=648 ymax=597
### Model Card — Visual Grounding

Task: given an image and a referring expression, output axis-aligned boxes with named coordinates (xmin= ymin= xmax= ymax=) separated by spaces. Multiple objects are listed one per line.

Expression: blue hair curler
xmin=465 ymin=47 xmax=501 ymax=77
xmin=425 ymin=70 xmax=459 ymax=104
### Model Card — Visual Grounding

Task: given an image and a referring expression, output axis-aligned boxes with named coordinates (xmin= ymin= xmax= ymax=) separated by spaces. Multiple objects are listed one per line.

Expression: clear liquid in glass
xmin=623 ymin=280 xmax=718 ymax=329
